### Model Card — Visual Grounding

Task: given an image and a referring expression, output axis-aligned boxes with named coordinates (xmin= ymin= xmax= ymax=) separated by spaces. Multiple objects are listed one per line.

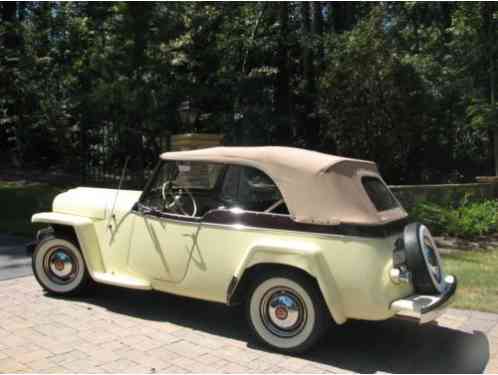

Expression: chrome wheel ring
xmin=43 ymin=246 xmax=79 ymax=284
xmin=418 ymin=225 xmax=444 ymax=292
xmin=260 ymin=287 xmax=307 ymax=338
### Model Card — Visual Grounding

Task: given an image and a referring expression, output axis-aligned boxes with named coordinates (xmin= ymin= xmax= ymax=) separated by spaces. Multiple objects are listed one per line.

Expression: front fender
xmin=31 ymin=212 xmax=105 ymax=276
xmin=233 ymin=238 xmax=346 ymax=324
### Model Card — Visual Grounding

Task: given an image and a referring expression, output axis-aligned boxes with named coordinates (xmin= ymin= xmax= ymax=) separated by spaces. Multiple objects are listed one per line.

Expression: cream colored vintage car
xmin=30 ymin=146 xmax=457 ymax=353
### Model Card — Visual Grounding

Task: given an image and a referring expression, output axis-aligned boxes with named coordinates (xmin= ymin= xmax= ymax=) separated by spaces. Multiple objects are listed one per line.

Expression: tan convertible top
xmin=160 ymin=146 xmax=407 ymax=225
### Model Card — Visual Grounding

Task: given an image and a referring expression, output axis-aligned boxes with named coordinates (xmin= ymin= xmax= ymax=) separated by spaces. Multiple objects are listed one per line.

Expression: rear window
xmin=362 ymin=176 xmax=399 ymax=212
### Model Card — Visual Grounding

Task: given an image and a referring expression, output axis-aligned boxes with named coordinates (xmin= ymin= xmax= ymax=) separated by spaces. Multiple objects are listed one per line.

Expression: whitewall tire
xmin=246 ymin=270 xmax=330 ymax=353
xmin=32 ymin=235 xmax=91 ymax=296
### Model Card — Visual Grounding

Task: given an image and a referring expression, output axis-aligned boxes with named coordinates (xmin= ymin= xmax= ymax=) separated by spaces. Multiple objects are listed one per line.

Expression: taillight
xmin=390 ymin=237 xmax=411 ymax=284
xmin=392 ymin=237 xmax=406 ymax=267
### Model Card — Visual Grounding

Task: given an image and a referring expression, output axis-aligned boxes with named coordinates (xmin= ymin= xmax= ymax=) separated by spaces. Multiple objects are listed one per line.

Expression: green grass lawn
xmin=0 ymin=181 xmax=70 ymax=238
xmin=442 ymin=249 xmax=498 ymax=313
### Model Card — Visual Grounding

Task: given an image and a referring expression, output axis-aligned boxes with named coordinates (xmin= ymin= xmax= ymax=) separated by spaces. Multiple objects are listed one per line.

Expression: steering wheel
xmin=161 ymin=181 xmax=198 ymax=217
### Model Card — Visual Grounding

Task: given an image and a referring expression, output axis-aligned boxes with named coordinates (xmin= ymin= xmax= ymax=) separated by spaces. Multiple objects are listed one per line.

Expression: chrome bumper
xmin=390 ymin=274 xmax=457 ymax=324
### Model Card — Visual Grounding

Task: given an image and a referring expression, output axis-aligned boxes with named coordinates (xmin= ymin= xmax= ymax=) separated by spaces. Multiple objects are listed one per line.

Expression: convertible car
xmin=30 ymin=146 xmax=457 ymax=353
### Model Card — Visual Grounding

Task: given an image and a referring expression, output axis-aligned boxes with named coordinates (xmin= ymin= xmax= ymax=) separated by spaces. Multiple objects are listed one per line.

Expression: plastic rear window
xmin=362 ymin=176 xmax=399 ymax=212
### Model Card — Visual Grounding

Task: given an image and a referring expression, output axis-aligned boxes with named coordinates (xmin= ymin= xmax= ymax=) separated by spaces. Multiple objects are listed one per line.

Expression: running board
xmin=91 ymin=272 xmax=152 ymax=290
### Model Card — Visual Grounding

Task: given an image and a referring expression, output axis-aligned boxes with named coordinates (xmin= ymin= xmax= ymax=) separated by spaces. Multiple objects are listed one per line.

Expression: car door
xmin=128 ymin=211 xmax=200 ymax=283
xmin=127 ymin=161 xmax=203 ymax=283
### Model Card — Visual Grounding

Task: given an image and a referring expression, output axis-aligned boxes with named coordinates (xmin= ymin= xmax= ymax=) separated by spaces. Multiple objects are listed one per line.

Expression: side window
xmin=221 ymin=165 xmax=288 ymax=214
xmin=362 ymin=176 xmax=399 ymax=212
xmin=221 ymin=165 xmax=240 ymax=202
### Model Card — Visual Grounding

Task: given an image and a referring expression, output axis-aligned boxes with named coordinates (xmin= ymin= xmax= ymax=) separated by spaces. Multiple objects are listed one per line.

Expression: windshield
xmin=166 ymin=161 xmax=224 ymax=190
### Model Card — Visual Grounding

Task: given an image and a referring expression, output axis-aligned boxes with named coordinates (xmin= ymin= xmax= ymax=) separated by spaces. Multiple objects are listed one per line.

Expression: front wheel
xmin=246 ymin=270 xmax=331 ymax=353
xmin=32 ymin=235 xmax=91 ymax=296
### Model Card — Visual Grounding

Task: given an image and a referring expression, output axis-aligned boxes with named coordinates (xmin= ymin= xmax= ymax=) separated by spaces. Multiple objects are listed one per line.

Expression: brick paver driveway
xmin=0 ymin=276 xmax=496 ymax=373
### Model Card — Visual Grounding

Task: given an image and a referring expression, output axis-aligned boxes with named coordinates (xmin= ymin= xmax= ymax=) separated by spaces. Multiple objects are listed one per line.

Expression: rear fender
xmin=232 ymin=238 xmax=346 ymax=324
xmin=31 ymin=212 xmax=105 ymax=276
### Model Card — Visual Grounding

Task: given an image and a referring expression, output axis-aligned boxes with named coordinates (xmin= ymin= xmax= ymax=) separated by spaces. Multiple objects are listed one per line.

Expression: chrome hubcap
xmin=261 ymin=287 xmax=306 ymax=337
xmin=44 ymin=247 xmax=78 ymax=284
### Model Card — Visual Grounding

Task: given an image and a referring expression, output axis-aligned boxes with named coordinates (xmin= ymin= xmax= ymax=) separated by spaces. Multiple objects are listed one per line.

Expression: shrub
xmin=455 ymin=200 xmax=498 ymax=238
xmin=409 ymin=199 xmax=498 ymax=239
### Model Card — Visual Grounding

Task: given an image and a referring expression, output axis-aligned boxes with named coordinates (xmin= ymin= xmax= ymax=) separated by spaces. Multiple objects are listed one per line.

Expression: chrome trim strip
xmin=133 ymin=205 xmax=406 ymax=240
xmin=133 ymin=207 xmax=371 ymax=240
xmin=202 ymin=218 xmax=375 ymax=241
xmin=133 ymin=209 xmax=200 ymax=227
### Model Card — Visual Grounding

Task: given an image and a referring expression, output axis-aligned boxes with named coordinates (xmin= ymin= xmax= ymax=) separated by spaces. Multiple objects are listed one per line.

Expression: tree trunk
xmin=2 ymin=3 xmax=18 ymax=48
xmin=127 ymin=3 xmax=151 ymax=185
xmin=301 ymin=2 xmax=320 ymax=148
xmin=1 ymin=2 xmax=24 ymax=167
xmin=312 ymin=2 xmax=324 ymax=62
xmin=274 ymin=3 xmax=292 ymax=144
xmin=332 ymin=2 xmax=354 ymax=33
xmin=302 ymin=3 xmax=312 ymax=110
xmin=482 ymin=3 xmax=498 ymax=175
xmin=490 ymin=29 xmax=497 ymax=175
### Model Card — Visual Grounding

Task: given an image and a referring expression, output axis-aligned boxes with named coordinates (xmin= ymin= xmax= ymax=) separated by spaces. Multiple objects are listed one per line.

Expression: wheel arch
xmin=50 ymin=224 xmax=78 ymax=243
xmin=227 ymin=241 xmax=347 ymax=324
xmin=32 ymin=212 xmax=105 ymax=276
xmin=230 ymin=262 xmax=314 ymax=303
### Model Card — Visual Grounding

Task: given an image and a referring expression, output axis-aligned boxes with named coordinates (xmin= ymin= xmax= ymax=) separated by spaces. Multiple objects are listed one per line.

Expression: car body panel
xmin=32 ymin=212 xmax=106 ymax=276
xmin=30 ymin=148 xmax=436 ymax=327
xmin=128 ymin=214 xmax=200 ymax=283
xmin=54 ymin=187 xmax=119 ymax=219
xmin=33 ymin=196 xmax=413 ymax=324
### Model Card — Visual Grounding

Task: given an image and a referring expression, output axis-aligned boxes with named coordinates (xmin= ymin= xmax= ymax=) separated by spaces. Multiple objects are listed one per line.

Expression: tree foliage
xmin=0 ymin=2 xmax=497 ymax=184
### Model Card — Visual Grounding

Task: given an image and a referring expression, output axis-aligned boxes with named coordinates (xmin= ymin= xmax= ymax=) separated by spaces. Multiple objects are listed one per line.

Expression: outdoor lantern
xmin=178 ymin=100 xmax=200 ymax=129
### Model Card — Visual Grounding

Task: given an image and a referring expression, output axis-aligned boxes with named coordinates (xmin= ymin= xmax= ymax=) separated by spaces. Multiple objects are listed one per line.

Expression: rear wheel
xmin=32 ymin=235 xmax=91 ymax=296
xmin=246 ymin=270 xmax=330 ymax=353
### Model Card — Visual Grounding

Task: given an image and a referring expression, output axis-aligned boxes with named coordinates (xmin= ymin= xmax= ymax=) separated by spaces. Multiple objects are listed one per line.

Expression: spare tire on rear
xmin=403 ymin=223 xmax=445 ymax=294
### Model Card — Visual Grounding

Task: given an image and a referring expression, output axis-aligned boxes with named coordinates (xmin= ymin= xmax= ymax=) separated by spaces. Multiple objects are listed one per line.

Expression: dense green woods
xmin=0 ymin=2 xmax=496 ymax=184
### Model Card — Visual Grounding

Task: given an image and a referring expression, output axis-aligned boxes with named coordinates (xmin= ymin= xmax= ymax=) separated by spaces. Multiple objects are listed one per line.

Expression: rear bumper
xmin=390 ymin=274 xmax=457 ymax=324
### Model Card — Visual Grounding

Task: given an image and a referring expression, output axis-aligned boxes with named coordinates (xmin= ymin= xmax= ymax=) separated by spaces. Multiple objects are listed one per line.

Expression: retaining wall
xmin=389 ymin=183 xmax=498 ymax=210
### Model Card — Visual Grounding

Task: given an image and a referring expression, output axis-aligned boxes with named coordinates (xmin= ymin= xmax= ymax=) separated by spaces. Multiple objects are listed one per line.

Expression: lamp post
xmin=177 ymin=100 xmax=200 ymax=131
xmin=172 ymin=100 xmax=223 ymax=152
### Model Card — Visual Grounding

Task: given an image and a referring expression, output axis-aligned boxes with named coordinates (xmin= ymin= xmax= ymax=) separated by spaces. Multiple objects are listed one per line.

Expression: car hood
xmin=52 ymin=187 xmax=142 ymax=220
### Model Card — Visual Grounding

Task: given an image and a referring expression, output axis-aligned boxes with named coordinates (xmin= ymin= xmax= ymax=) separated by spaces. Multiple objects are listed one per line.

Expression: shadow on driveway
xmin=51 ymin=284 xmax=490 ymax=373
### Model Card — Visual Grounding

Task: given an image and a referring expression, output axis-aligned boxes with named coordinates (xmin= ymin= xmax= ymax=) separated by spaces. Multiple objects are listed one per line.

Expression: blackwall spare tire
xmin=404 ymin=223 xmax=445 ymax=294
